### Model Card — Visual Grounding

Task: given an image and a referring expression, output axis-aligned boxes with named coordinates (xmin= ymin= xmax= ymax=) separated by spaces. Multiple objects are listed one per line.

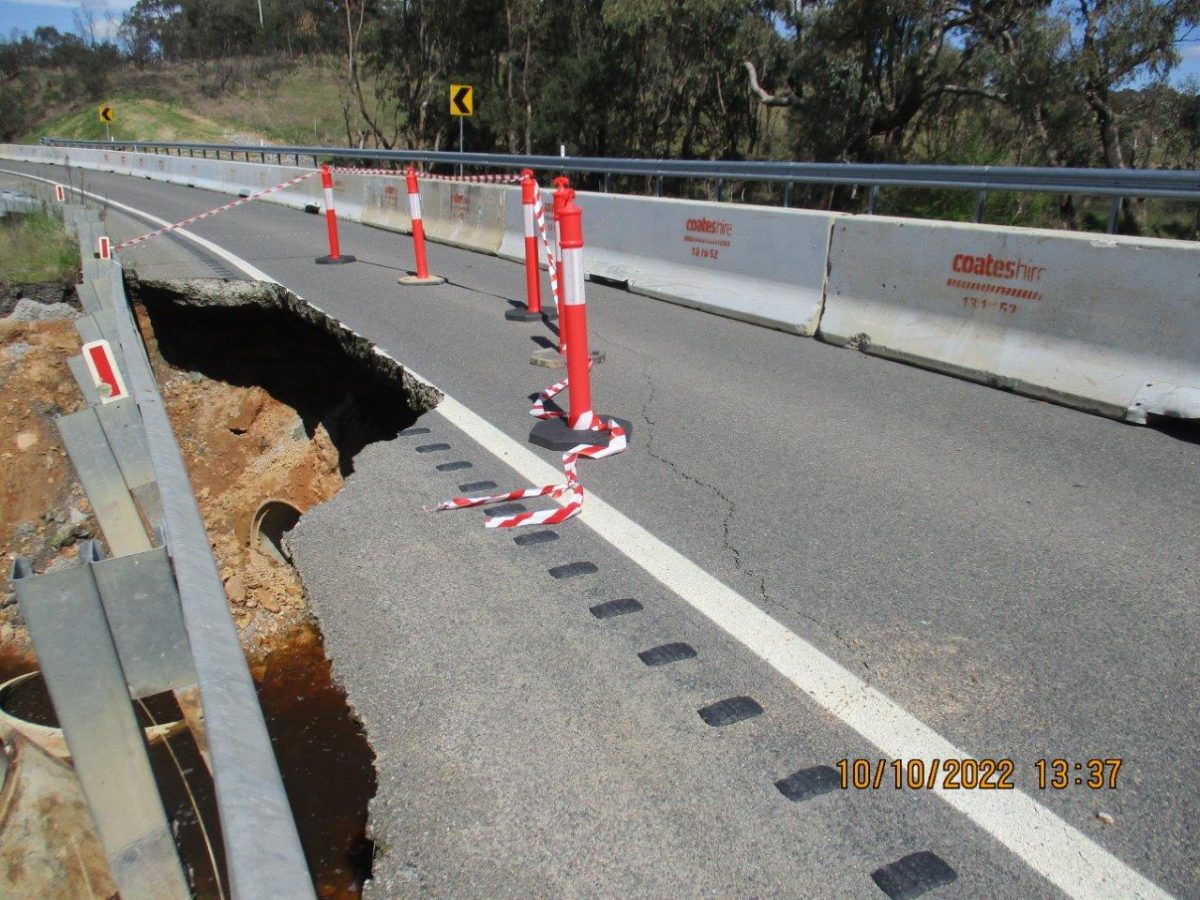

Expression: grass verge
xmin=0 ymin=212 xmax=78 ymax=285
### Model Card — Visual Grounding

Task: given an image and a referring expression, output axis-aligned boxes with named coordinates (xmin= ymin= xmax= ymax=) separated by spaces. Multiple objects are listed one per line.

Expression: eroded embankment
xmin=0 ymin=273 xmax=439 ymax=898
xmin=128 ymin=274 xmax=439 ymax=658
xmin=125 ymin=275 xmax=440 ymax=898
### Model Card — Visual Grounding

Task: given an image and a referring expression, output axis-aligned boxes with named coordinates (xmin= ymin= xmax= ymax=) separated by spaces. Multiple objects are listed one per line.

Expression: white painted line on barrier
xmin=7 ymin=165 xmax=1171 ymax=900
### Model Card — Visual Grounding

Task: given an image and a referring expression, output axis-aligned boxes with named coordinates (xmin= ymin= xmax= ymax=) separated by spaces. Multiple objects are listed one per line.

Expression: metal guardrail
xmin=102 ymin=258 xmax=317 ymax=900
xmin=4 ymin=183 xmax=316 ymax=899
xmin=41 ymin=137 xmax=1200 ymax=227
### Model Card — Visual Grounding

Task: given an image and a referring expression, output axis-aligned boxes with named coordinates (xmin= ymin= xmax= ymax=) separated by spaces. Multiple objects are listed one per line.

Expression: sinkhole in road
xmin=123 ymin=274 xmax=439 ymax=897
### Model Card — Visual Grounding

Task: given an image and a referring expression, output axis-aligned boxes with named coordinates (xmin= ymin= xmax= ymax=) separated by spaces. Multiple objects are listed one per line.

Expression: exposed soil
xmin=0 ymin=276 xmax=433 ymax=898
xmin=129 ymin=275 xmax=432 ymax=657
xmin=0 ymin=276 xmax=427 ymax=663
xmin=0 ymin=306 xmax=97 ymax=676
xmin=135 ymin=301 xmax=344 ymax=652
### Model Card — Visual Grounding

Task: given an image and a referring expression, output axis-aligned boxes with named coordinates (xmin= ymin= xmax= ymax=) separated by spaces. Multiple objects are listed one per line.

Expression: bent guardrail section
xmin=6 ymin=190 xmax=316 ymax=899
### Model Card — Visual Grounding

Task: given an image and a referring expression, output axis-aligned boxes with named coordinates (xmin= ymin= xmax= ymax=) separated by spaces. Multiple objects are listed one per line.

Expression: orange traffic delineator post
xmin=398 ymin=166 xmax=446 ymax=286
xmin=529 ymin=197 xmax=629 ymax=451
xmin=530 ymin=177 xmax=605 ymax=370
xmin=551 ymin=176 xmax=571 ymax=319
xmin=506 ymin=169 xmax=552 ymax=322
xmin=315 ymin=164 xmax=356 ymax=264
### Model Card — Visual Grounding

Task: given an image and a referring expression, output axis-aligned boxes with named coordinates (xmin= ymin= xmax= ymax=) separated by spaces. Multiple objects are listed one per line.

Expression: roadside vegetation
xmin=0 ymin=212 xmax=78 ymax=285
xmin=1 ymin=1 xmax=1197 ymax=237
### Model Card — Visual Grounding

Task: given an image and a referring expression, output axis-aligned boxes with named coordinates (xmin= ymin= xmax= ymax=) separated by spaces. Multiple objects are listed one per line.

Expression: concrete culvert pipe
xmin=253 ymin=499 xmax=303 ymax=564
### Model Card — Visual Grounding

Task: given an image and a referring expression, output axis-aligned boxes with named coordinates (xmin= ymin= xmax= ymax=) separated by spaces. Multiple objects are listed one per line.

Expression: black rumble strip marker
xmin=436 ymin=461 xmax=472 ymax=472
xmin=548 ymin=561 xmax=598 ymax=580
xmin=698 ymin=696 xmax=763 ymax=727
xmin=870 ymin=851 xmax=957 ymax=900
xmin=514 ymin=530 xmax=558 ymax=546
xmin=399 ymin=427 xmax=431 ymax=437
xmin=590 ymin=598 xmax=642 ymax=619
xmin=416 ymin=443 xmax=451 ymax=453
xmin=638 ymin=642 xmax=697 ymax=667
xmin=459 ymin=480 xmax=498 ymax=492
xmin=775 ymin=765 xmax=840 ymax=802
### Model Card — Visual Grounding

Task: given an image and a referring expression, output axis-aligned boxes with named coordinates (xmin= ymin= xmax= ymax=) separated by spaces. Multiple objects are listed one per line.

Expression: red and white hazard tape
xmin=328 ymin=166 xmax=405 ymax=177
xmin=434 ymin=372 xmax=626 ymax=528
xmin=532 ymin=191 xmax=560 ymax=314
xmin=416 ymin=171 xmax=523 ymax=184
xmin=114 ymin=171 xmax=318 ymax=251
xmin=329 ymin=166 xmax=521 ymax=184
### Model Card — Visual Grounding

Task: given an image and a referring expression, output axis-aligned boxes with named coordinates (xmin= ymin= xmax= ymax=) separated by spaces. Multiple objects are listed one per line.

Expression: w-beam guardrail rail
xmin=7 ymin=188 xmax=316 ymax=900
xmin=40 ymin=136 xmax=1200 ymax=232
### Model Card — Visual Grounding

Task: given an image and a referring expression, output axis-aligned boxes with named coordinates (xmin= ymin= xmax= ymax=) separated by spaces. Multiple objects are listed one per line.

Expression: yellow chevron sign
xmin=450 ymin=85 xmax=473 ymax=117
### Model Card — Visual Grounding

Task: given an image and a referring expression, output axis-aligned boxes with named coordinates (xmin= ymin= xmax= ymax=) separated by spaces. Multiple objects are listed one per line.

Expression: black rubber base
xmin=529 ymin=416 xmax=632 ymax=452
xmin=315 ymin=254 xmax=356 ymax=264
xmin=505 ymin=308 xmax=545 ymax=322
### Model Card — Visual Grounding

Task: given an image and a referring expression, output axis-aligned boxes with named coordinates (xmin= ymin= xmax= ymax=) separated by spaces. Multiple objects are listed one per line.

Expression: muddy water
xmin=0 ymin=621 xmax=375 ymax=899
xmin=255 ymin=622 xmax=377 ymax=900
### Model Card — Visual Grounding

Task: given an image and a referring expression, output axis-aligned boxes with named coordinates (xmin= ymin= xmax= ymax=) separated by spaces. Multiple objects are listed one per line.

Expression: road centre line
xmin=12 ymin=166 xmax=1171 ymax=900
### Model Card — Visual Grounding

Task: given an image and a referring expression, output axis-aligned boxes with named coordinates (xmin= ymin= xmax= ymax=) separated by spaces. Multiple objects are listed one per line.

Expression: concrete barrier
xmin=821 ymin=216 xmax=1200 ymax=420
xmin=511 ymin=191 xmax=835 ymax=335
xmin=361 ymin=176 xmax=412 ymax=233
xmin=417 ymin=180 xmax=507 ymax=253
xmin=6 ymin=143 xmax=1199 ymax=423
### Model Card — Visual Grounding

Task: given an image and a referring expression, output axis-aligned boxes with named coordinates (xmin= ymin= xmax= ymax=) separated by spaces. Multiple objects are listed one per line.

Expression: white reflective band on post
xmin=524 ymin=204 xmax=535 ymax=237
xmin=409 ymin=194 xmax=422 ymax=220
xmin=323 ymin=186 xmax=334 ymax=209
xmin=563 ymin=248 xmax=586 ymax=306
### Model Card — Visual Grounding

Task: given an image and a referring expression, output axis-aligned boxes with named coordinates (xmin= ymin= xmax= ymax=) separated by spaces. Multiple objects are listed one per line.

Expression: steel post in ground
xmin=530 ymin=198 xmax=630 ymax=451
xmin=507 ymin=169 xmax=551 ymax=322
xmin=399 ymin=166 xmax=446 ymax=285
xmin=315 ymin=164 xmax=355 ymax=264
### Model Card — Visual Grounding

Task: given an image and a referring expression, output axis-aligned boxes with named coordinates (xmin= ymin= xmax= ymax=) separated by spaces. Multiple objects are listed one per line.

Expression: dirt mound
xmin=0 ymin=313 xmax=97 ymax=673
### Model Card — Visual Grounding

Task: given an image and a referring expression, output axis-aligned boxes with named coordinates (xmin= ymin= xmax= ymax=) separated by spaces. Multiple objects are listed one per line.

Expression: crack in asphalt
xmin=599 ymin=330 xmax=774 ymax=607
xmin=597 ymin=327 xmax=871 ymax=672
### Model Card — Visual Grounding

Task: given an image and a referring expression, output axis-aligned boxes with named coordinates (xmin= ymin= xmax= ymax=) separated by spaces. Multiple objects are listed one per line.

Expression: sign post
xmin=98 ymin=104 xmax=115 ymax=141
xmin=450 ymin=84 xmax=473 ymax=176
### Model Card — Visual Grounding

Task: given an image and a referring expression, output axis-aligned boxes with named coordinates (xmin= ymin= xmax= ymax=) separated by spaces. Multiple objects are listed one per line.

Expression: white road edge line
xmin=9 ymin=164 xmax=1171 ymax=900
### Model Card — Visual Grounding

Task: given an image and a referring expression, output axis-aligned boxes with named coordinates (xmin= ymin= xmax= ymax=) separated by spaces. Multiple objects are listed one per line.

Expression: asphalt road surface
xmin=5 ymin=161 xmax=1196 ymax=899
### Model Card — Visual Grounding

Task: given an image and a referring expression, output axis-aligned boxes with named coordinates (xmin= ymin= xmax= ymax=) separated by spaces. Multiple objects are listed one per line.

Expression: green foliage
xmin=1 ymin=0 xmax=1198 ymax=233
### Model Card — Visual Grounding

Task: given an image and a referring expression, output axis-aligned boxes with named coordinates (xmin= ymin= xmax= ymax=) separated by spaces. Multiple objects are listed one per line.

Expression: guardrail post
xmin=868 ymin=185 xmax=880 ymax=214
xmin=974 ymin=190 xmax=987 ymax=223
xmin=784 ymin=182 xmax=792 ymax=208
xmin=655 ymin=175 xmax=663 ymax=197
xmin=1107 ymin=197 xmax=1122 ymax=234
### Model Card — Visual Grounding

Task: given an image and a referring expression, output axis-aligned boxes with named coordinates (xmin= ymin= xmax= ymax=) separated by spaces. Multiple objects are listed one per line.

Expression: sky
xmin=3 ymin=0 xmax=1199 ymax=85
xmin=2 ymin=0 xmax=132 ymax=43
